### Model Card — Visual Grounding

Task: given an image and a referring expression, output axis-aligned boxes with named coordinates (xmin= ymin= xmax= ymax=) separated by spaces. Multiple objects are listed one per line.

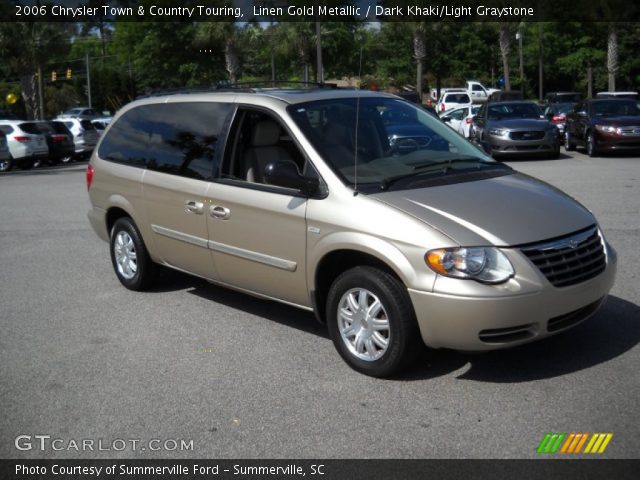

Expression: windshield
xmin=592 ymin=100 xmax=640 ymax=117
xmin=488 ymin=102 xmax=542 ymax=120
xmin=287 ymin=97 xmax=507 ymax=192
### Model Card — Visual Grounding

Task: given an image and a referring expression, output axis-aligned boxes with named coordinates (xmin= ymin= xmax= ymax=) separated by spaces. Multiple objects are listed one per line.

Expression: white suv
xmin=0 ymin=120 xmax=49 ymax=171
xmin=436 ymin=91 xmax=472 ymax=113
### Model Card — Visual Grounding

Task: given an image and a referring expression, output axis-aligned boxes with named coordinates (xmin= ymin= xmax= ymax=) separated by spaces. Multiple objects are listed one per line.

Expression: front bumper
xmin=594 ymin=130 xmax=640 ymax=152
xmin=488 ymin=132 xmax=559 ymax=156
xmin=409 ymin=245 xmax=617 ymax=351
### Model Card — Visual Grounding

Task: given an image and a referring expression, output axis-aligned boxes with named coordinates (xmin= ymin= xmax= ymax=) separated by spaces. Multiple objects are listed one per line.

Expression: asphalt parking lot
xmin=0 ymin=150 xmax=638 ymax=459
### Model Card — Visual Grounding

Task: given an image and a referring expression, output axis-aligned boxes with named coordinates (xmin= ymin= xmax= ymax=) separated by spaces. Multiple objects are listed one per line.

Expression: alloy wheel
xmin=337 ymin=288 xmax=391 ymax=361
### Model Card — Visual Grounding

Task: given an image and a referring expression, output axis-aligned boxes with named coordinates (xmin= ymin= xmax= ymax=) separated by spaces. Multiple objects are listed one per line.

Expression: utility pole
xmin=516 ymin=30 xmax=524 ymax=94
xmin=315 ymin=2 xmax=323 ymax=84
xmin=85 ymin=53 xmax=92 ymax=108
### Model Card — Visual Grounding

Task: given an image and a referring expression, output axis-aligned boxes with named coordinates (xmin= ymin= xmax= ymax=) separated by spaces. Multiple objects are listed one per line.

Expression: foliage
xmin=1 ymin=18 xmax=640 ymax=117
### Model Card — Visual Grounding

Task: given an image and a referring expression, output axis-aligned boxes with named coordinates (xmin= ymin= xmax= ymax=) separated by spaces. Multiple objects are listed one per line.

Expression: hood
xmin=489 ymin=118 xmax=551 ymax=129
xmin=371 ymin=172 xmax=595 ymax=246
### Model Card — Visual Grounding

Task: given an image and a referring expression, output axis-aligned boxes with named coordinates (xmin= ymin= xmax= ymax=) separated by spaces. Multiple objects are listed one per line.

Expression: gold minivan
xmin=87 ymin=88 xmax=616 ymax=377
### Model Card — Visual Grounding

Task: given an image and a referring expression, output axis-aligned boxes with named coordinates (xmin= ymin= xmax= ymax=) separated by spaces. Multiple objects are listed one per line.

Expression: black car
xmin=543 ymin=102 xmax=577 ymax=140
xmin=22 ymin=121 xmax=75 ymax=165
xmin=543 ymin=92 xmax=583 ymax=105
xmin=564 ymin=99 xmax=640 ymax=156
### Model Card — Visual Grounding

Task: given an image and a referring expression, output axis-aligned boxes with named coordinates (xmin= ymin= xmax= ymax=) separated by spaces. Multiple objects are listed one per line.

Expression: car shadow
xmin=152 ymin=269 xmax=328 ymax=339
xmin=147 ymin=270 xmax=638 ymax=382
xmin=398 ymin=295 xmax=640 ymax=383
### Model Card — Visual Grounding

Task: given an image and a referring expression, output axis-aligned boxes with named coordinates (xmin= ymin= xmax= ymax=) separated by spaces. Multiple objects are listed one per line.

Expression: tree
xmin=0 ymin=22 xmax=72 ymax=119
xmin=498 ymin=24 xmax=513 ymax=91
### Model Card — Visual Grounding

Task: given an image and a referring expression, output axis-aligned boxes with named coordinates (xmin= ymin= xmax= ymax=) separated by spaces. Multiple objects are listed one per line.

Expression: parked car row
xmin=434 ymin=88 xmax=640 ymax=159
xmin=0 ymin=108 xmax=109 ymax=172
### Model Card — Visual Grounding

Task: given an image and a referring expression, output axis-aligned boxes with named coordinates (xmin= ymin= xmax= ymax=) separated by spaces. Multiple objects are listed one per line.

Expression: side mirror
xmin=264 ymin=161 xmax=319 ymax=195
xmin=442 ymin=116 xmax=451 ymax=123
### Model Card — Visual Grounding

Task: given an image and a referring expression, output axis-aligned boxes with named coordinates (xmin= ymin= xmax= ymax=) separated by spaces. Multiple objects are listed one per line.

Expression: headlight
xmin=426 ymin=247 xmax=515 ymax=284
xmin=488 ymin=128 xmax=507 ymax=136
xmin=595 ymin=125 xmax=617 ymax=134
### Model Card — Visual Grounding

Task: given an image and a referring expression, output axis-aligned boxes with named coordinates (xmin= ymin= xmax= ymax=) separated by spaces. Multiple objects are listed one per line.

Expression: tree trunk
xmin=607 ymin=27 xmax=618 ymax=91
xmin=20 ymin=74 xmax=38 ymax=120
xmin=225 ymin=40 xmax=240 ymax=83
xmin=413 ymin=27 xmax=426 ymax=101
xmin=499 ymin=25 xmax=511 ymax=91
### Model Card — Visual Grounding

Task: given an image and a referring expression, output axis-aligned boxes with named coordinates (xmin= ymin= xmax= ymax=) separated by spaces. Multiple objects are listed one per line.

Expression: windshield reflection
xmin=288 ymin=97 xmax=499 ymax=191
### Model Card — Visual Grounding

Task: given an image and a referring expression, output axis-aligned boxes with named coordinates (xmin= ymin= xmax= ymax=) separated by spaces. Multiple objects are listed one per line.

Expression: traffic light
xmin=66 ymin=68 xmax=72 ymax=79
xmin=51 ymin=71 xmax=57 ymax=81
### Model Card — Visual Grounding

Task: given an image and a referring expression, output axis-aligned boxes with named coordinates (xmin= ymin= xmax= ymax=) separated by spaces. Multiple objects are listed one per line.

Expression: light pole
xmin=516 ymin=30 xmax=524 ymax=94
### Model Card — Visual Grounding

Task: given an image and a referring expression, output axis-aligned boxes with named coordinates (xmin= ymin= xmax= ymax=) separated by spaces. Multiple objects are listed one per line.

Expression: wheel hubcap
xmin=337 ymin=288 xmax=390 ymax=362
xmin=114 ymin=231 xmax=137 ymax=280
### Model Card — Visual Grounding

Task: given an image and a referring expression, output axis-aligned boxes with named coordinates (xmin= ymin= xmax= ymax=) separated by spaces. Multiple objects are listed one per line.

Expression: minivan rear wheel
xmin=110 ymin=217 xmax=157 ymax=290
xmin=326 ymin=266 xmax=421 ymax=377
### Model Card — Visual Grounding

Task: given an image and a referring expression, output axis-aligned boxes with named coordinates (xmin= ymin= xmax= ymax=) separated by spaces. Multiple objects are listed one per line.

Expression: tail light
xmin=551 ymin=115 xmax=566 ymax=123
xmin=14 ymin=136 xmax=31 ymax=142
xmin=86 ymin=164 xmax=94 ymax=191
xmin=51 ymin=134 xmax=67 ymax=143
xmin=465 ymin=117 xmax=473 ymax=124
xmin=440 ymin=103 xmax=446 ymax=112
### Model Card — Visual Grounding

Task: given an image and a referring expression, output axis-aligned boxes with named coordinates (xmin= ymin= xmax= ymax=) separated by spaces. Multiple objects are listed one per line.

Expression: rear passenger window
xmin=98 ymin=102 xmax=232 ymax=180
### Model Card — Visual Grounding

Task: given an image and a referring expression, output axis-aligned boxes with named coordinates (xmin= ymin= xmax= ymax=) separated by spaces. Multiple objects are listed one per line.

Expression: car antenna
xmin=353 ymin=46 xmax=364 ymax=196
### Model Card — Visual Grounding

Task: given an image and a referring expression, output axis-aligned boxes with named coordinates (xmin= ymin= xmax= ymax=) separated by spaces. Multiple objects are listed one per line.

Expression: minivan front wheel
xmin=110 ymin=217 xmax=156 ymax=290
xmin=326 ymin=266 xmax=421 ymax=377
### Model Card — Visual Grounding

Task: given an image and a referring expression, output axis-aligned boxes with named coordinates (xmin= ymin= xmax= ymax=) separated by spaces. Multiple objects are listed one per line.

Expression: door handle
xmin=210 ymin=205 xmax=231 ymax=220
xmin=184 ymin=200 xmax=204 ymax=214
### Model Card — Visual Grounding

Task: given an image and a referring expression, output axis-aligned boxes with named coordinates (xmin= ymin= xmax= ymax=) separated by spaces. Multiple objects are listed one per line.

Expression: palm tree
xmin=412 ymin=22 xmax=427 ymax=101
xmin=606 ymin=25 xmax=618 ymax=91
xmin=196 ymin=23 xmax=241 ymax=83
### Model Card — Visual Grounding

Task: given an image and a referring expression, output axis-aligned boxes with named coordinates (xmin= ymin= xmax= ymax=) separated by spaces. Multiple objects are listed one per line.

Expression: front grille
xmin=509 ymin=130 xmax=545 ymax=140
xmin=521 ymin=226 xmax=606 ymax=288
xmin=547 ymin=299 xmax=603 ymax=333
xmin=618 ymin=126 xmax=640 ymax=136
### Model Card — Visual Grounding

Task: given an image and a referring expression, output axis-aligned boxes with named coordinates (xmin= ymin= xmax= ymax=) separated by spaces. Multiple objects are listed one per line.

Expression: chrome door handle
xmin=210 ymin=205 xmax=231 ymax=220
xmin=185 ymin=200 xmax=204 ymax=214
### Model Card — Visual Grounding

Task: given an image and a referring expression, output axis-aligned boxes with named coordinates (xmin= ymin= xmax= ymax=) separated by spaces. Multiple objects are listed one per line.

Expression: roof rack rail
xmin=135 ymin=81 xmax=340 ymax=99
xmin=215 ymin=80 xmax=339 ymax=90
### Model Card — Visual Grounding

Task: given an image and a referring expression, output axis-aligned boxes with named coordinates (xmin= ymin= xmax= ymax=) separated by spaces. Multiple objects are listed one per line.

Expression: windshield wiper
xmin=379 ymin=157 xmax=508 ymax=191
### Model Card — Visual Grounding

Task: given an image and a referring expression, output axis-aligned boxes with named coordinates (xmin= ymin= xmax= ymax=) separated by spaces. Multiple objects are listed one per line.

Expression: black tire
xmin=564 ymin=131 xmax=576 ymax=151
xmin=18 ymin=159 xmax=35 ymax=170
xmin=326 ymin=266 xmax=421 ymax=377
xmin=0 ymin=155 xmax=12 ymax=172
xmin=109 ymin=217 xmax=157 ymax=291
xmin=586 ymin=131 xmax=598 ymax=157
xmin=549 ymin=146 xmax=561 ymax=159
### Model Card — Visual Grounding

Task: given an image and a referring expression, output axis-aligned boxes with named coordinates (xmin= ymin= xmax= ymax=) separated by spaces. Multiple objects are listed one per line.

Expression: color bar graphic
xmin=538 ymin=433 xmax=613 ymax=454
